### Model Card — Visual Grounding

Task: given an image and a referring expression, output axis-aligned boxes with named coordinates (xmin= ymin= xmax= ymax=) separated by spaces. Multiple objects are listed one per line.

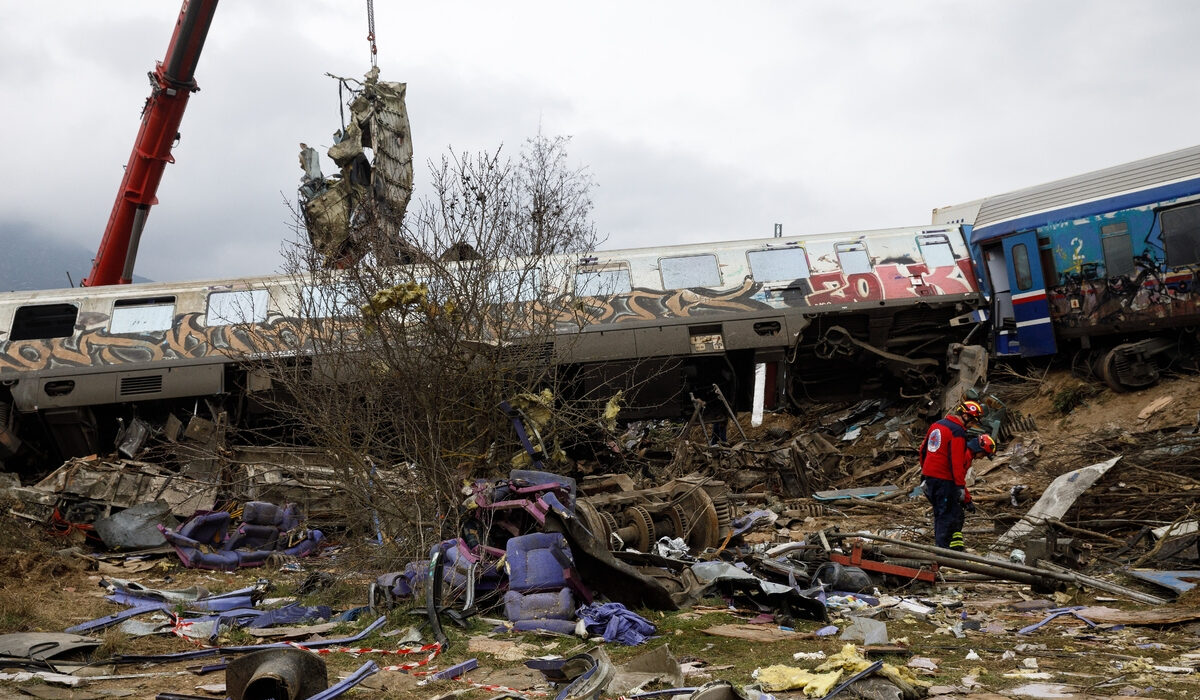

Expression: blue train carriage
xmin=934 ymin=144 xmax=1200 ymax=390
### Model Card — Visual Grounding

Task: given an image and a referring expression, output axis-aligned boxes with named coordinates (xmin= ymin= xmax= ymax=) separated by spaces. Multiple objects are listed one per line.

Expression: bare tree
xmin=259 ymin=132 xmax=611 ymax=559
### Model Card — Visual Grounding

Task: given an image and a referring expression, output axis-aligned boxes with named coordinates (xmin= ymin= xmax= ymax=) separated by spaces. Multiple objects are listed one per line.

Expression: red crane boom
xmin=83 ymin=0 xmax=219 ymax=287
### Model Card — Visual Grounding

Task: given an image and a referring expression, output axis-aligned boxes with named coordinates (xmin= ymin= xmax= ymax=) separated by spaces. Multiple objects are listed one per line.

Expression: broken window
xmin=660 ymin=254 xmax=721 ymax=289
xmin=1100 ymin=221 xmax=1135 ymax=278
xmin=1012 ymin=243 xmax=1033 ymax=291
xmin=1161 ymin=202 xmax=1200 ymax=267
xmin=917 ymin=233 xmax=956 ymax=269
xmin=10 ymin=303 xmax=78 ymax=341
xmin=110 ymin=296 xmax=176 ymax=334
xmin=747 ymin=247 xmax=811 ymax=283
xmin=834 ymin=242 xmax=872 ymax=276
xmin=206 ymin=290 xmax=269 ymax=326
xmin=574 ymin=267 xmax=632 ymax=297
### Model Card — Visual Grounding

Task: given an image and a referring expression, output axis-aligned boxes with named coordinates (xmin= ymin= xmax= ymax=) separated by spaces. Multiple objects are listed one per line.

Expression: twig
xmin=1046 ymin=518 xmax=1127 ymax=546
xmin=1129 ymin=507 xmax=1196 ymax=568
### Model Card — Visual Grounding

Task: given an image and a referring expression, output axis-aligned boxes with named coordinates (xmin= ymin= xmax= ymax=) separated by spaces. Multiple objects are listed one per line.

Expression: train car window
xmin=834 ymin=242 xmax=872 ymax=276
xmin=661 ymin=254 xmax=721 ymax=289
xmin=916 ymin=234 xmax=956 ymax=269
xmin=574 ymin=268 xmax=632 ymax=297
xmin=1161 ymin=203 xmax=1200 ymax=267
xmin=206 ymin=289 xmax=269 ymax=326
xmin=1100 ymin=222 xmax=1135 ymax=278
xmin=301 ymin=284 xmax=358 ymax=318
xmin=747 ymin=247 xmax=810 ymax=283
xmin=1012 ymin=244 xmax=1033 ymax=291
xmin=488 ymin=268 xmax=541 ymax=302
xmin=110 ymin=296 xmax=176 ymax=334
xmin=10 ymin=303 xmax=78 ymax=341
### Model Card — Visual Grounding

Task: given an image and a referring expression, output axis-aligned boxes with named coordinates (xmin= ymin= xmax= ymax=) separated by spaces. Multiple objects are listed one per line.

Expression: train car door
xmin=1001 ymin=231 xmax=1057 ymax=357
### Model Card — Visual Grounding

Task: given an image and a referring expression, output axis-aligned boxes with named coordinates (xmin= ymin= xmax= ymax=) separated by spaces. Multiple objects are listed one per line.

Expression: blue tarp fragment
xmin=576 ymin=602 xmax=655 ymax=645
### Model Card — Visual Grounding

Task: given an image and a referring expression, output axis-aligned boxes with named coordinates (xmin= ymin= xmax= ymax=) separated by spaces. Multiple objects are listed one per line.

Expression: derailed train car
xmin=0 ymin=223 xmax=982 ymax=470
xmin=934 ymin=143 xmax=1200 ymax=389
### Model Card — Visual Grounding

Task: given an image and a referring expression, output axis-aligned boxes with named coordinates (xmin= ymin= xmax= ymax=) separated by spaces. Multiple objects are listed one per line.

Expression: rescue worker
xmin=920 ymin=400 xmax=996 ymax=550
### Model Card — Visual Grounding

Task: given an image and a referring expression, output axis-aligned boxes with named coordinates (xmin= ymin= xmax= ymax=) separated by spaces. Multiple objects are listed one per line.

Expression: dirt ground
xmin=2 ymin=368 xmax=1200 ymax=699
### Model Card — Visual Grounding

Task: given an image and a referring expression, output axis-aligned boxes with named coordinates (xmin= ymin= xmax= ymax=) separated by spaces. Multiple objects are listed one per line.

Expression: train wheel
xmin=1096 ymin=348 xmax=1127 ymax=392
xmin=1097 ymin=342 xmax=1161 ymax=392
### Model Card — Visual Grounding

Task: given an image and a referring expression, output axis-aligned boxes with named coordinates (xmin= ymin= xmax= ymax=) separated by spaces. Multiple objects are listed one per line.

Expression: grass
xmin=94 ymin=627 xmax=131 ymax=659
xmin=1051 ymin=381 xmax=1100 ymax=414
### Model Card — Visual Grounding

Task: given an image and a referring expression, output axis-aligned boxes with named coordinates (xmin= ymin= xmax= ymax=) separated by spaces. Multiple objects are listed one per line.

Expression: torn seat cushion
xmin=504 ymin=588 xmax=574 ymax=621
xmin=241 ymin=501 xmax=286 ymax=527
xmin=176 ymin=511 xmax=232 ymax=547
xmin=506 ymin=532 xmax=573 ymax=592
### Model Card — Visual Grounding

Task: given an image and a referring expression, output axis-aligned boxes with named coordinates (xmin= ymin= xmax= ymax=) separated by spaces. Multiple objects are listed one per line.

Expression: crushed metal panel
xmin=995 ymin=456 xmax=1121 ymax=548
xmin=31 ymin=458 xmax=217 ymax=517
xmin=1126 ymin=569 xmax=1199 ymax=596
xmin=299 ymin=68 xmax=413 ymax=266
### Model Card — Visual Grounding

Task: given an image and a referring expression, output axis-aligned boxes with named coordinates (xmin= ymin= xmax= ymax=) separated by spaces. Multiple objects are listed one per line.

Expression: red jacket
xmin=920 ymin=415 xmax=972 ymax=487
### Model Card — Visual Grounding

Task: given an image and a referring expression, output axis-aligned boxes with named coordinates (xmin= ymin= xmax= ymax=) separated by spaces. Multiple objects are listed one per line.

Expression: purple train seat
xmin=159 ymin=502 xmax=322 ymax=571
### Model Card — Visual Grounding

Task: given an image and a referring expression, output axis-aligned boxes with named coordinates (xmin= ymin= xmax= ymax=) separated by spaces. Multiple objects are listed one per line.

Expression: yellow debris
xmin=510 ymin=389 xmax=555 ymax=429
xmin=602 ymin=391 xmax=625 ymax=431
xmin=362 ymin=281 xmax=429 ymax=318
xmin=815 ymin=644 xmax=931 ymax=698
xmin=754 ymin=665 xmax=843 ymax=695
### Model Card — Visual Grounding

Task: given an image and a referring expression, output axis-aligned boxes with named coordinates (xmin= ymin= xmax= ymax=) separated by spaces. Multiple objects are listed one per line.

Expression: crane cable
xmin=366 ymin=0 xmax=378 ymax=67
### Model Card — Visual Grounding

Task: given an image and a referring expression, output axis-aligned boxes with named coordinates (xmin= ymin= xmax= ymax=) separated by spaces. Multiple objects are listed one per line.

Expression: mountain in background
xmin=0 ymin=222 xmax=151 ymax=292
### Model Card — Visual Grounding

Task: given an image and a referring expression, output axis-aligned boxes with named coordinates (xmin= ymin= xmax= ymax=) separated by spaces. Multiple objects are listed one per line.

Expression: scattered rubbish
xmin=1017 ymin=606 xmax=1097 ymax=635
xmin=755 ymin=645 xmax=927 ymax=699
xmin=92 ymin=500 xmax=176 ymax=550
xmin=754 ymin=665 xmax=843 ymax=695
xmin=429 ymin=659 xmax=479 ymax=681
xmin=1125 ymin=569 xmax=1199 ymax=595
xmin=608 ymin=644 xmax=685 ymax=695
xmin=840 ymin=617 xmax=889 ymax=646
xmin=812 ymin=485 xmax=901 ymax=501
xmin=995 ymin=457 xmax=1121 ymax=547
xmin=7 ymin=343 xmax=1200 ymax=700
xmin=906 ymin=657 xmax=938 ymax=672
xmin=1138 ymin=395 xmax=1174 ymax=421
xmin=576 ymin=602 xmax=656 ymax=645
xmin=1071 ymin=606 xmax=1200 ymax=626
xmin=0 ymin=633 xmax=100 ymax=665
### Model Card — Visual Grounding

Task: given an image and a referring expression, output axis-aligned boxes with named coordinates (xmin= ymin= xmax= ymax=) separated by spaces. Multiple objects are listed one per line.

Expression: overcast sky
xmin=1 ymin=1 xmax=1198 ymax=285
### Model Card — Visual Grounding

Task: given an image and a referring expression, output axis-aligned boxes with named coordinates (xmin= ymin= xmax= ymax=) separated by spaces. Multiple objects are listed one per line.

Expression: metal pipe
xmin=854 ymin=533 xmax=1169 ymax=604
xmin=871 ymin=545 xmax=1047 ymax=586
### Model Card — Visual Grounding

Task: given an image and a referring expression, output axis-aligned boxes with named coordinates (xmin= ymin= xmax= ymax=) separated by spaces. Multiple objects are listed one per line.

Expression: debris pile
xmin=3 ymin=370 xmax=1200 ymax=698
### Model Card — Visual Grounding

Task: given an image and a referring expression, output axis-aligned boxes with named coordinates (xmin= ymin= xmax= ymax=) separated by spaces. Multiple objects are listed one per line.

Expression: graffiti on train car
xmin=803 ymin=259 xmax=975 ymax=306
xmin=1029 ymin=205 xmax=1200 ymax=334
xmin=0 ymin=311 xmax=317 ymax=373
xmin=0 ymin=254 xmax=980 ymax=375
xmin=556 ymin=279 xmax=774 ymax=329
xmin=1048 ymin=268 xmax=1200 ymax=332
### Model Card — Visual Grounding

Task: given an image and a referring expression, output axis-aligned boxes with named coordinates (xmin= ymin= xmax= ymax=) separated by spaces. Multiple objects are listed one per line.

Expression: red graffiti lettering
xmin=875 ymin=264 xmax=921 ymax=299
xmin=806 ymin=271 xmax=884 ymax=304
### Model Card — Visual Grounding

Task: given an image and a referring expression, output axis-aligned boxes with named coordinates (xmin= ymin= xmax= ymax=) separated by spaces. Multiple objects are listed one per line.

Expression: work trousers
xmin=923 ymin=476 xmax=965 ymax=550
